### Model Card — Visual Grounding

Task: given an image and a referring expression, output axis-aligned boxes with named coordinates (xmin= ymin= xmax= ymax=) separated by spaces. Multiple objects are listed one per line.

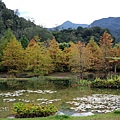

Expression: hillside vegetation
xmin=0 ymin=0 xmax=53 ymax=41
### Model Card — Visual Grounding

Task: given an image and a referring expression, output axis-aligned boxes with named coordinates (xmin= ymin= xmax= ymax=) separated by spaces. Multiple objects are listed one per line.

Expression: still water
xmin=0 ymin=87 xmax=120 ymax=118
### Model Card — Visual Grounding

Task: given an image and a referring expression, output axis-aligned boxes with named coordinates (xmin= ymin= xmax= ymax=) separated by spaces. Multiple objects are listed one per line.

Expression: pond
xmin=0 ymin=86 xmax=120 ymax=118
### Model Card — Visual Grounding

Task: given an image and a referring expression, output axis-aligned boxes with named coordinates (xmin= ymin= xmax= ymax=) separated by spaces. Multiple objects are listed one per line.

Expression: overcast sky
xmin=2 ymin=0 xmax=120 ymax=28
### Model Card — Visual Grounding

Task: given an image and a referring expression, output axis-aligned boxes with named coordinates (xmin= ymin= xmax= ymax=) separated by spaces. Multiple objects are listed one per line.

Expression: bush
xmin=0 ymin=78 xmax=29 ymax=90
xmin=114 ymin=109 xmax=120 ymax=114
xmin=79 ymin=80 xmax=91 ymax=86
xmin=91 ymin=77 xmax=120 ymax=89
xmin=46 ymin=77 xmax=71 ymax=87
xmin=12 ymin=102 xmax=58 ymax=118
xmin=87 ymin=73 xmax=95 ymax=81
xmin=55 ymin=115 xmax=70 ymax=119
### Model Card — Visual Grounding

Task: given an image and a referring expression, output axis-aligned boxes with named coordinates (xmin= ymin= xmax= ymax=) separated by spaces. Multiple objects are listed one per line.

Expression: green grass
xmin=0 ymin=112 xmax=120 ymax=120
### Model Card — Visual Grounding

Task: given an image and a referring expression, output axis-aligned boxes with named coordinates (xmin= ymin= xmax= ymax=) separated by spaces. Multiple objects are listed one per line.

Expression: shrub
xmin=55 ymin=115 xmax=70 ymax=119
xmin=79 ymin=80 xmax=91 ymax=86
xmin=87 ymin=73 xmax=95 ymax=81
xmin=91 ymin=77 xmax=120 ymax=89
xmin=46 ymin=77 xmax=71 ymax=87
xmin=114 ymin=109 xmax=120 ymax=114
xmin=12 ymin=102 xmax=58 ymax=118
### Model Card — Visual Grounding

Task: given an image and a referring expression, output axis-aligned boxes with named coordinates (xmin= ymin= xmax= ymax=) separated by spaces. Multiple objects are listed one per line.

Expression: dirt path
xmin=48 ymin=72 xmax=72 ymax=78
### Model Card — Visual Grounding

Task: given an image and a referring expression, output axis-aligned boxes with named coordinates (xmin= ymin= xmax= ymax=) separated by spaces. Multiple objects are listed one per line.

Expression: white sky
xmin=2 ymin=0 xmax=120 ymax=28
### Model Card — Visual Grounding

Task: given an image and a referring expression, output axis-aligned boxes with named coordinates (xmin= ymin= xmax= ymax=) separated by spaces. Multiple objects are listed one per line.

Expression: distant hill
xmin=90 ymin=17 xmax=120 ymax=42
xmin=49 ymin=21 xmax=88 ymax=30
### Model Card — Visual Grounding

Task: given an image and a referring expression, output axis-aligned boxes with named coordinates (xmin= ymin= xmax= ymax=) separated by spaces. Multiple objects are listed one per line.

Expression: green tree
xmin=0 ymin=29 xmax=16 ymax=71
xmin=59 ymin=42 xmax=70 ymax=50
xmin=0 ymin=20 xmax=5 ymax=36
xmin=19 ymin=35 xmax=29 ymax=49
xmin=23 ymin=26 xmax=53 ymax=42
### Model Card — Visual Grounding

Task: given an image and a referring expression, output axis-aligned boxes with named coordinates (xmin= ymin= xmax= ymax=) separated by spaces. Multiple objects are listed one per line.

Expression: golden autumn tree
xmin=99 ymin=31 xmax=113 ymax=77
xmin=25 ymin=39 xmax=53 ymax=75
xmin=2 ymin=37 xmax=25 ymax=75
xmin=86 ymin=37 xmax=103 ymax=71
xmin=61 ymin=47 xmax=71 ymax=72
xmin=99 ymin=31 xmax=113 ymax=57
xmin=106 ymin=45 xmax=120 ymax=74
xmin=68 ymin=42 xmax=92 ymax=79
xmin=48 ymin=38 xmax=63 ymax=72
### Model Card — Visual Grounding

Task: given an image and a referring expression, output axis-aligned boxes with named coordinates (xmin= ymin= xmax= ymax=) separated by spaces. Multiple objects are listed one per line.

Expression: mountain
xmin=90 ymin=17 xmax=120 ymax=42
xmin=49 ymin=21 xmax=88 ymax=30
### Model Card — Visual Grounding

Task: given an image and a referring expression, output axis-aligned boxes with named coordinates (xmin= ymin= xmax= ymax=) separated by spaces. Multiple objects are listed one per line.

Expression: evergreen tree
xmin=19 ymin=35 xmax=29 ymax=49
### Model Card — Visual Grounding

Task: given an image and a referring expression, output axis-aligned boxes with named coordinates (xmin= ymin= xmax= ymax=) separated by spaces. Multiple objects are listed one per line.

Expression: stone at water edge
xmin=71 ymin=112 xmax=94 ymax=117
xmin=80 ymin=112 xmax=94 ymax=116
xmin=7 ymin=115 xmax=15 ymax=119
xmin=71 ymin=113 xmax=81 ymax=116
xmin=56 ymin=111 xmax=65 ymax=115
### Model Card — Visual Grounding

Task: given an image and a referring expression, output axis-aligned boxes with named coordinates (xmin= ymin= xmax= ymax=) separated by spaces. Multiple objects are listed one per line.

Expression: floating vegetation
xmin=0 ymin=89 xmax=57 ymax=97
xmin=0 ymin=89 xmax=57 ymax=103
xmin=67 ymin=94 xmax=120 ymax=113
xmin=0 ymin=107 xmax=9 ymax=111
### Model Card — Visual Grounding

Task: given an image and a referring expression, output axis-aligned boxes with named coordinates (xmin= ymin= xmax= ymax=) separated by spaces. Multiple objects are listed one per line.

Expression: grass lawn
xmin=0 ymin=112 xmax=120 ymax=120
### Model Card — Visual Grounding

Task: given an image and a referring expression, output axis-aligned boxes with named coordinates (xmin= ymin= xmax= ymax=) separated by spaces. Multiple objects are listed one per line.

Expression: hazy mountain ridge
xmin=91 ymin=17 xmax=120 ymax=30
xmin=49 ymin=21 xmax=88 ymax=30
xmin=90 ymin=17 xmax=120 ymax=42
xmin=49 ymin=17 xmax=120 ymax=42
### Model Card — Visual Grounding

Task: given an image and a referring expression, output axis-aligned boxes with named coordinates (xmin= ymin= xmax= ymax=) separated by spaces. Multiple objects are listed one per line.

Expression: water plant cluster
xmin=12 ymin=102 xmax=58 ymax=118
xmin=91 ymin=77 xmax=120 ymax=88
xmin=67 ymin=94 xmax=120 ymax=113
xmin=0 ymin=89 xmax=57 ymax=103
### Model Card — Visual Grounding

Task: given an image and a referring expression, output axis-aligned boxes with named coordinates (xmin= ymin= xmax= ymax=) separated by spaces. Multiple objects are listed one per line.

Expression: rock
xmin=71 ymin=113 xmax=82 ymax=116
xmin=7 ymin=115 xmax=15 ymax=119
xmin=56 ymin=111 xmax=65 ymax=115
xmin=80 ymin=112 xmax=94 ymax=116
xmin=72 ymin=112 xmax=94 ymax=117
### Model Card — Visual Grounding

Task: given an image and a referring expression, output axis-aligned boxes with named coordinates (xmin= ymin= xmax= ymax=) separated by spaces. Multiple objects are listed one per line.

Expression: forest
xmin=0 ymin=0 xmax=120 ymax=78
xmin=0 ymin=28 xmax=119 ymax=79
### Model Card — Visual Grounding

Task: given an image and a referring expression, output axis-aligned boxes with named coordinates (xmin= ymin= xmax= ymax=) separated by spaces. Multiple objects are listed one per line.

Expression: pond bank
xmin=2 ymin=112 xmax=120 ymax=120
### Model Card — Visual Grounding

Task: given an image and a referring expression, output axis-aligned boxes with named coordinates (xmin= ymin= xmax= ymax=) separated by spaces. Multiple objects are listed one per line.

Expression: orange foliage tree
xmin=68 ymin=42 xmax=92 ymax=79
xmin=86 ymin=36 xmax=103 ymax=71
xmin=48 ymin=38 xmax=63 ymax=72
xmin=99 ymin=31 xmax=113 ymax=77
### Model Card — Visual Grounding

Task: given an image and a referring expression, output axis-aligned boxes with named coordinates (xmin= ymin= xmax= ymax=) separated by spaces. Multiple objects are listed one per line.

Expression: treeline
xmin=51 ymin=26 xmax=115 ymax=43
xmin=0 ymin=29 xmax=120 ymax=78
